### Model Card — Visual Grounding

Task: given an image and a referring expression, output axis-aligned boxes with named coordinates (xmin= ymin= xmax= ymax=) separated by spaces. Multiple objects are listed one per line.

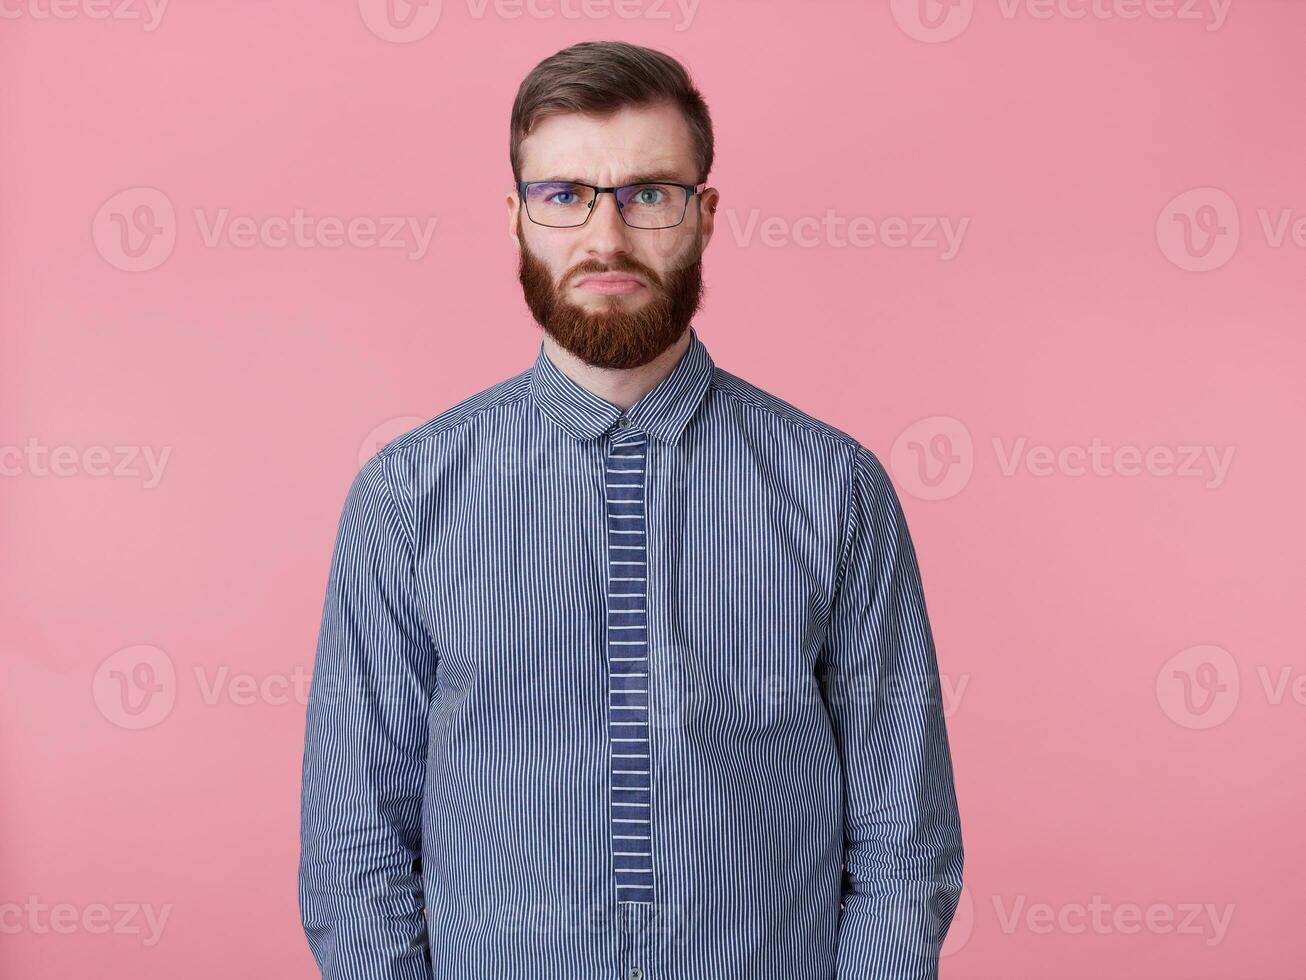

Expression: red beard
xmin=516 ymin=216 xmax=705 ymax=370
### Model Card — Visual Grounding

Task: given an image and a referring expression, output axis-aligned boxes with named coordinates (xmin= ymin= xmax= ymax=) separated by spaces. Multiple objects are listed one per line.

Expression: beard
xmin=515 ymin=214 xmax=705 ymax=370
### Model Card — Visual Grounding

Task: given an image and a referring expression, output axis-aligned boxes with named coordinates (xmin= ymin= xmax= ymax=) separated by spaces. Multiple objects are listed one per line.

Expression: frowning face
xmin=507 ymin=101 xmax=718 ymax=369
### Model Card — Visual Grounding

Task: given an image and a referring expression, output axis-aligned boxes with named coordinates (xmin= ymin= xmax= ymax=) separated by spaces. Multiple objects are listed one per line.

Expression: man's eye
xmin=529 ymin=183 xmax=584 ymax=207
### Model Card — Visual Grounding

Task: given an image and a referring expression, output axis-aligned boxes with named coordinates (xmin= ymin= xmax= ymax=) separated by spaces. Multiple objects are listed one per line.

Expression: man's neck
xmin=542 ymin=328 xmax=692 ymax=411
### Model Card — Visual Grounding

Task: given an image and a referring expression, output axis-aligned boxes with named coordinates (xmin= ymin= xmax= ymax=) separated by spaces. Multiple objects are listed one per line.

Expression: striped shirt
xmin=298 ymin=326 xmax=964 ymax=980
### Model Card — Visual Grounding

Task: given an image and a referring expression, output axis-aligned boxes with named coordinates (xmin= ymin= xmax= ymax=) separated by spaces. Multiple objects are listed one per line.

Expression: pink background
xmin=2 ymin=2 xmax=1303 ymax=977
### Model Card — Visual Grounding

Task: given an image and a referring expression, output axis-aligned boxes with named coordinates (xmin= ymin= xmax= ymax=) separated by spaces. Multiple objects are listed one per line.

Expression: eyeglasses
xmin=517 ymin=179 xmax=706 ymax=230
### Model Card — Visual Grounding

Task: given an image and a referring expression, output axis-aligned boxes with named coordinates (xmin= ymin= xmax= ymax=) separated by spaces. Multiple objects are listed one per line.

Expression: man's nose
xmin=582 ymin=190 xmax=634 ymax=256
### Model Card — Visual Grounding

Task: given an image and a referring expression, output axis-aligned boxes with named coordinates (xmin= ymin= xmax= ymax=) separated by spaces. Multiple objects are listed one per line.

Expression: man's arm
xmin=823 ymin=445 xmax=964 ymax=980
xmin=299 ymin=451 xmax=436 ymax=980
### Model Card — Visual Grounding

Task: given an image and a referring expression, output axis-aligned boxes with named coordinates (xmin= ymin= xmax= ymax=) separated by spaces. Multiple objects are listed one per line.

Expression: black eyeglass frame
xmin=516 ymin=179 xmax=708 ymax=229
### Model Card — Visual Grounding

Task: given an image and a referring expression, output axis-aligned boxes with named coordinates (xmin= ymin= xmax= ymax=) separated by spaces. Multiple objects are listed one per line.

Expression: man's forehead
xmin=519 ymin=106 xmax=696 ymax=181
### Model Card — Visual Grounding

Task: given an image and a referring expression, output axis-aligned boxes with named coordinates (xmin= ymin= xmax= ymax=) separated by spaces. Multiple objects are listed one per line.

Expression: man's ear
xmin=506 ymin=190 xmax=521 ymax=252
xmin=697 ymin=186 xmax=720 ymax=251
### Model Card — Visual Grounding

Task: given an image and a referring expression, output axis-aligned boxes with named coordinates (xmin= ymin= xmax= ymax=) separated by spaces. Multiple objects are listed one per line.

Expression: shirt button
xmin=618 ymin=415 xmax=631 ymax=429
xmin=627 ymin=968 xmax=644 ymax=980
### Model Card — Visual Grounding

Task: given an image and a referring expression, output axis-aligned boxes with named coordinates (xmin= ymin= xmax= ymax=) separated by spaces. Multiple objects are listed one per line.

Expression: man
xmin=299 ymin=40 xmax=963 ymax=980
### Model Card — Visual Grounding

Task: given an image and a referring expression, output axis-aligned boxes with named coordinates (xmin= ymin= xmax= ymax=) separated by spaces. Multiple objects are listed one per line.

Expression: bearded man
xmin=299 ymin=39 xmax=964 ymax=980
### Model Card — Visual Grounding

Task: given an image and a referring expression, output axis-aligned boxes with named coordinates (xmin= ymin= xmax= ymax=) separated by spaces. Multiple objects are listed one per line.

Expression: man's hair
xmin=510 ymin=41 xmax=714 ymax=186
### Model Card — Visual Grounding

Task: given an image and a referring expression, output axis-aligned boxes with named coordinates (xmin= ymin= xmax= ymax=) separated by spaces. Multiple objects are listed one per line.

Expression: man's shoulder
xmin=377 ymin=366 xmax=533 ymax=463
xmin=708 ymin=365 xmax=861 ymax=455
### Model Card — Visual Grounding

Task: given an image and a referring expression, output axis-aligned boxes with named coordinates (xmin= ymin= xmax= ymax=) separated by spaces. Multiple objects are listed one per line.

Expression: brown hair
xmin=510 ymin=41 xmax=714 ymax=186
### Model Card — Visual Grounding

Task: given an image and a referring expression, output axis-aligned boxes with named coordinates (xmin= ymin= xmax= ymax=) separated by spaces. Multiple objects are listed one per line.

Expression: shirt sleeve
xmin=298 ymin=451 xmax=436 ymax=980
xmin=824 ymin=445 xmax=965 ymax=980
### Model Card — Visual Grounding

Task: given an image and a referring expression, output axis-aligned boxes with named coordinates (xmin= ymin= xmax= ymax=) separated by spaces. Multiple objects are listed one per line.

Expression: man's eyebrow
xmin=621 ymin=171 xmax=694 ymax=185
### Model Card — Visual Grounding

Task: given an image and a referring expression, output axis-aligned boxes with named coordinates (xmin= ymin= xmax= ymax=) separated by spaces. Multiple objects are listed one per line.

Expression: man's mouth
xmin=573 ymin=272 xmax=645 ymax=295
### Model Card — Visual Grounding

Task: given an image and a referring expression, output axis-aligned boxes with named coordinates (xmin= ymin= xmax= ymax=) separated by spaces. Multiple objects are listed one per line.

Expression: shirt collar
xmin=530 ymin=326 xmax=715 ymax=445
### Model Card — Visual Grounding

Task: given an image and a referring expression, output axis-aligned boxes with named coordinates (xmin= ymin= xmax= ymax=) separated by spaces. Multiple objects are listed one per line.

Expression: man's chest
xmin=409 ymin=435 xmax=845 ymax=726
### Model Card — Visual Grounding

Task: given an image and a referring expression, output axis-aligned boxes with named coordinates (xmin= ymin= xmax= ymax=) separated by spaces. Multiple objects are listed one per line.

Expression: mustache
xmin=564 ymin=258 xmax=662 ymax=288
